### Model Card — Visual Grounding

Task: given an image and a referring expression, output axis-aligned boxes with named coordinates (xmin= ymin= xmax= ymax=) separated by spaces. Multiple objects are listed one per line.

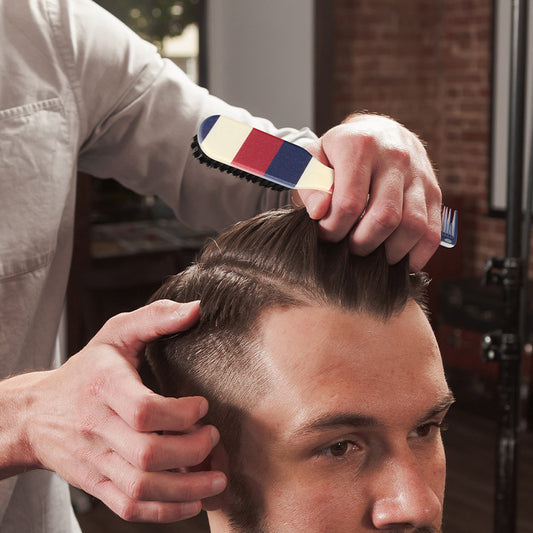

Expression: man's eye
xmin=413 ymin=421 xmax=448 ymax=439
xmin=321 ymin=440 xmax=358 ymax=458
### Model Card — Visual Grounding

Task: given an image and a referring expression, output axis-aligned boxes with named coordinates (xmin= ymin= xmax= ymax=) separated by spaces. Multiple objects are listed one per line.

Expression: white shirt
xmin=0 ymin=0 xmax=316 ymax=530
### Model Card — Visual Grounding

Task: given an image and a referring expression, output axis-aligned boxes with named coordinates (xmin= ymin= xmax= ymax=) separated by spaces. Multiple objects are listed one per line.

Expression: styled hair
xmin=144 ymin=208 xmax=428 ymax=452
xmin=144 ymin=207 xmax=430 ymax=530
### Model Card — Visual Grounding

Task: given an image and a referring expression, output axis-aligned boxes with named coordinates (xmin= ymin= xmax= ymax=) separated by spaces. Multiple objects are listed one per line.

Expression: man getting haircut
xmin=144 ymin=208 xmax=453 ymax=533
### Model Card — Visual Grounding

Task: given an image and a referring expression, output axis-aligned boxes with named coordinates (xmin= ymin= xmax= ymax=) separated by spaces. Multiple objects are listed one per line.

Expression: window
xmin=490 ymin=0 xmax=533 ymax=212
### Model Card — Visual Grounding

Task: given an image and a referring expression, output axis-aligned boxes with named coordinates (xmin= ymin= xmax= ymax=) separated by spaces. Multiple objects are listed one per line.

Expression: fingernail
xmin=198 ymin=398 xmax=209 ymax=418
xmin=175 ymin=300 xmax=200 ymax=319
xmin=306 ymin=192 xmax=326 ymax=219
xmin=212 ymin=473 xmax=227 ymax=494
xmin=210 ymin=426 xmax=220 ymax=446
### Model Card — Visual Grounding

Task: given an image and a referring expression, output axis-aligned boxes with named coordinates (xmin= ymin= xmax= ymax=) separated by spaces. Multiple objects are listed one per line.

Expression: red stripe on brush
xmin=232 ymin=128 xmax=284 ymax=175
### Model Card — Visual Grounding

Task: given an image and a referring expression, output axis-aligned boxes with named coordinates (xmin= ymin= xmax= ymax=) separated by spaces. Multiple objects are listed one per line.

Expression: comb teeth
xmin=191 ymin=137 xmax=287 ymax=192
xmin=440 ymin=206 xmax=458 ymax=248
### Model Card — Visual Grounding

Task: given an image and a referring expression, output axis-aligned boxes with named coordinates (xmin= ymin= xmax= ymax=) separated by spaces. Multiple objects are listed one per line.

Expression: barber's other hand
xmin=24 ymin=300 xmax=226 ymax=522
xmin=297 ymin=113 xmax=442 ymax=271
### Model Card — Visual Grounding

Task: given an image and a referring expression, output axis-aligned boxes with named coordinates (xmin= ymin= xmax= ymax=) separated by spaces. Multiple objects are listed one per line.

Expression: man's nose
xmin=370 ymin=451 xmax=442 ymax=530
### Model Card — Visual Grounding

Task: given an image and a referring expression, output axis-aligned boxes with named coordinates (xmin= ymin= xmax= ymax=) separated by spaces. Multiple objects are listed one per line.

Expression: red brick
xmin=332 ymin=0 xmax=496 ymax=277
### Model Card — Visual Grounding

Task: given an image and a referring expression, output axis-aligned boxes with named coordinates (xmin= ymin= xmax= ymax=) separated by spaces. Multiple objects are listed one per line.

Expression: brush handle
xmin=197 ymin=115 xmax=334 ymax=193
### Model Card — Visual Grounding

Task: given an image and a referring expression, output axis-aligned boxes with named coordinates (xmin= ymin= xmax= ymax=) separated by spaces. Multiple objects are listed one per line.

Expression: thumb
xmin=293 ymin=189 xmax=332 ymax=219
xmin=89 ymin=300 xmax=201 ymax=364
xmin=294 ymin=140 xmax=334 ymax=219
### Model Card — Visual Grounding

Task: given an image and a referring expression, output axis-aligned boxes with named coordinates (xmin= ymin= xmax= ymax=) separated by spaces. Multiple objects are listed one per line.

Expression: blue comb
xmin=440 ymin=206 xmax=458 ymax=248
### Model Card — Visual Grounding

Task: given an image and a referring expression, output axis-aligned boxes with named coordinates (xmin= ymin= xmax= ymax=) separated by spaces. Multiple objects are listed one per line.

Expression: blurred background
xmin=69 ymin=1 xmax=533 ymax=531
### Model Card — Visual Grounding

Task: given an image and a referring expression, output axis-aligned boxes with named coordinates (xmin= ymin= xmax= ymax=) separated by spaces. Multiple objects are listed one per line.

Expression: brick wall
xmin=332 ymin=0 xmax=504 ymax=277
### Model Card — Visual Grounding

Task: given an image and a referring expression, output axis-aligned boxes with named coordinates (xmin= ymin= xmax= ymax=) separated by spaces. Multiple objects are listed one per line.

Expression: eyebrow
xmin=292 ymin=390 xmax=456 ymax=437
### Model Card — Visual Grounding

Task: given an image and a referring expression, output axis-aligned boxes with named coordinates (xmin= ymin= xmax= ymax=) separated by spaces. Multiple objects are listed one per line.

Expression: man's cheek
xmin=263 ymin=476 xmax=360 ymax=531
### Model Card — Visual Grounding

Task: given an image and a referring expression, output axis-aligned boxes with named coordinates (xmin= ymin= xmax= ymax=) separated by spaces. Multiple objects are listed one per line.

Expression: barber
xmin=0 ymin=0 xmax=441 ymax=530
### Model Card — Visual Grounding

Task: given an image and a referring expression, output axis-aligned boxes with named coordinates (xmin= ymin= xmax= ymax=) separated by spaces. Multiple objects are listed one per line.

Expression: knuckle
xmin=96 ymin=313 xmax=130 ymax=349
xmin=353 ymin=130 xmax=378 ymax=153
xmin=402 ymin=211 xmax=428 ymax=238
xmin=135 ymin=438 xmax=157 ymax=471
xmin=388 ymin=146 xmax=411 ymax=169
xmin=116 ymin=499 xmax=138 ymax=522
xmin=102 ymin=312 xmax=128 ymax=333
xmin=372 ymin=203 xmax=402 ymax=231
xmin=335 ymin=194 xmax=367 ymax=218
xmin=127 ymin=474 xmax=150 ymax=501
xmin=74 ymin=415 xmax=97 ymax=438
xmin=131 ymin=395 xmax=153 ymax=431
xmin=148 ymin=299 xmax=176 ymax=319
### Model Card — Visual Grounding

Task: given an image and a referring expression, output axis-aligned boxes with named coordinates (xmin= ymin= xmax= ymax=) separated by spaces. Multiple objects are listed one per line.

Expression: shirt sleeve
xmin=57 ymin=0 xmax=317 ymax=233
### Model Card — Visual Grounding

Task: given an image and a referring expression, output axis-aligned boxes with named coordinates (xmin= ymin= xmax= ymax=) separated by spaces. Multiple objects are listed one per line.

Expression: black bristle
xmin=191 ymin=135 xmax=290 ymax=192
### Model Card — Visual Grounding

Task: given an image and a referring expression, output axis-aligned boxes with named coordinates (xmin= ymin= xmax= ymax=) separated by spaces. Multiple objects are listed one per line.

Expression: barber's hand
xmin=297 ymin=113 xmax=442 ymax=271
xmin=25 ymin=300 xmax=226 ymax=522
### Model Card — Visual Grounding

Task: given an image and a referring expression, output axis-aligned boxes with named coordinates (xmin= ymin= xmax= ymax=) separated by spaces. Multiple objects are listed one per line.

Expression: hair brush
xmin=191 ymin=115 xmax=334 ymax=193
xmin=192 ymin=115 xmax=458 ymax=248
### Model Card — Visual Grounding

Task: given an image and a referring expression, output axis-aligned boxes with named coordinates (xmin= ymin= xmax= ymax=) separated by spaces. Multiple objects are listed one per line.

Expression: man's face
xmin=231 ymin=301 xmax=452 ymax=532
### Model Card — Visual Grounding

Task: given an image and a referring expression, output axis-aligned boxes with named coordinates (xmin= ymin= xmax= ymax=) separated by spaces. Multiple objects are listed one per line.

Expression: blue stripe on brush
xmin=264 ymin=141 xmax=312 ymax=187
xmin=197 ymin=115 xmax=219 ymax=143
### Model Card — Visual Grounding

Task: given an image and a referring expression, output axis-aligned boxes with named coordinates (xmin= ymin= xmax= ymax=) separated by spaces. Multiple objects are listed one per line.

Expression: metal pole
xmin=506 ymin=0 xmax=527 ymax=257
xmin=494 ymin=0 xmax=527 ymax=531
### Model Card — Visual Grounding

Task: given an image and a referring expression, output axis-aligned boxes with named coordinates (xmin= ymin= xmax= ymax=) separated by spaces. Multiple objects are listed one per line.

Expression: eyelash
xmin=414 ymin=420 xmax=449 ymax=439
xmin=318 ymin=440 xmax=360 ymax=459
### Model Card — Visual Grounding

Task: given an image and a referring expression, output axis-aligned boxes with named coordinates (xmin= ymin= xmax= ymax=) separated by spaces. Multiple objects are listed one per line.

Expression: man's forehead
xmin=252 ymin=301 xmax=446 ymax=430
xmin=257 ymin=300 xmax=437 ymax=373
